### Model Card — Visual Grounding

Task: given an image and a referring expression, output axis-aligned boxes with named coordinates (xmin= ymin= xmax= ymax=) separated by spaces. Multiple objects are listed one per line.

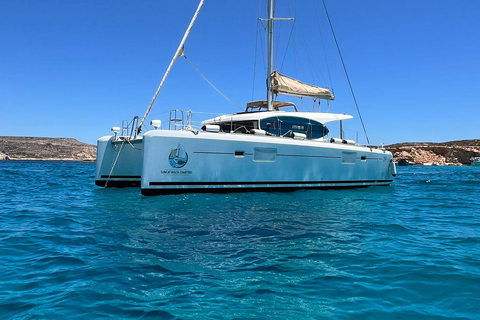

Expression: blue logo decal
xmin=169 ymin=143 xmax=188 ymax=168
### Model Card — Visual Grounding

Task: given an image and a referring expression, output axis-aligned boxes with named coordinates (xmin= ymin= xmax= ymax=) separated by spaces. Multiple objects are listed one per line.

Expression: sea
xmin=0 ymin=161 xmax=479 ymax=320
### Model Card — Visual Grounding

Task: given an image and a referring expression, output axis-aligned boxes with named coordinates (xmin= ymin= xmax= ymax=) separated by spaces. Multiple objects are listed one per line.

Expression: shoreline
xmin=1 ymin=136 xmax=96 ymax=162
xmin=2 ymin=136 xmax=479 ymax=166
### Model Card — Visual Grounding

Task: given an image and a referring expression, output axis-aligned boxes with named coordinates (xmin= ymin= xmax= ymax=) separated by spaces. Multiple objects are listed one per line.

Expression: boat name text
xmin=161 ymin=169 xmax=193 ymax=175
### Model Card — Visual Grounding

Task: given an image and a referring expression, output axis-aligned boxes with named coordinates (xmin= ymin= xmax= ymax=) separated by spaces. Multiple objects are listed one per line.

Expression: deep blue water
xmin=1 ymin=161 xmax=479 ymax=319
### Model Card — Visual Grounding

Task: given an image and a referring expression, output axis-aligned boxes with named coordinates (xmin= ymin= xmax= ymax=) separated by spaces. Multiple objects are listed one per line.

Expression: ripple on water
xmin=0 ymin=163 xmax=479 ymax=319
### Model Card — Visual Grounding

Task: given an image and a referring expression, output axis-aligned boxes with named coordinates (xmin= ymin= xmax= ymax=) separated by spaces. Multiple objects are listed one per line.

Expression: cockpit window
xmin=259 ymin=116 xmax=329 ymax=139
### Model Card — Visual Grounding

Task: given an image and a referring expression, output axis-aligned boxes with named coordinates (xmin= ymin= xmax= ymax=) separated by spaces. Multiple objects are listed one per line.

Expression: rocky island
xmin=386 ymin=139 xmax=480 ymax=166
xmin=0 ymin=136 xmax=96 ymax=161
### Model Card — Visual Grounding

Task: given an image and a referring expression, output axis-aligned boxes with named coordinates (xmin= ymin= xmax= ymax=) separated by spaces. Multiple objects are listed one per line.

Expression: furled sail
xmin=271 ymin=71 xmax=334 ymax=100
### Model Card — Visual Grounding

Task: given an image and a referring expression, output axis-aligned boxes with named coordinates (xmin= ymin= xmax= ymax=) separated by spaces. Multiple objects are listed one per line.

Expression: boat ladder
xmin=169 ymin=110 xmax=194 ymax=130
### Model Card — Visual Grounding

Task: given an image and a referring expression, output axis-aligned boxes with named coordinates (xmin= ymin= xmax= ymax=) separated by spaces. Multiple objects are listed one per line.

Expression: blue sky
xmin=1 ymin=0 xmax=479 ymax=146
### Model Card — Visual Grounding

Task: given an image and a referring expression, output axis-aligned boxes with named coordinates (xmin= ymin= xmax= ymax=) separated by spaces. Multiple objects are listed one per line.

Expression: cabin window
xmin=253 ymin=147 xmax=277 ymax=162
xmin=259 ymin=116 xmax=329 ymax=139
xmin=361 ymin=156 xmax=367 ymax=161
xmin=219 ymin=124 xmax=231 ymax=133
xmin=342 ymin=152 xmax=357 ymax=164
xmin=234 ymin=151 xmax=245 ymax=158
xmin=231 ymin=121 xmax=258 ymax=133
xmin=216 ymin=121 xmax=257 ymax=133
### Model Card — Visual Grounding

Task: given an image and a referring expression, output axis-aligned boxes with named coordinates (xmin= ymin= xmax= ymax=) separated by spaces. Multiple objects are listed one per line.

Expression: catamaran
xmin=95 ymin=0 xmax=396 ymax=195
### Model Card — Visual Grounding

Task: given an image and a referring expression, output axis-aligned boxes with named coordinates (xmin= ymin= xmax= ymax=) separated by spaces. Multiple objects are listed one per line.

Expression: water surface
xmin=1 ymin=162 xmax=479 ymax=319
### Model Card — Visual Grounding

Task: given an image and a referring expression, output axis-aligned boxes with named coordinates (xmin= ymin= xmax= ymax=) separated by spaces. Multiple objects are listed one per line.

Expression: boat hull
xmin=95 ymin=136 xmax=143 ymax=187
xmin=141 ymin=130 xmax=395 ymax=195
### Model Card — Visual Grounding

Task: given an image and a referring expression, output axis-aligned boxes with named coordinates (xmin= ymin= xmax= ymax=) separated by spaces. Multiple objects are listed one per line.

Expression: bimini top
xmin=246 ymin=100 xmax=298 ymax=112
xmin=202 ymin=109 xmax=352 ymax=126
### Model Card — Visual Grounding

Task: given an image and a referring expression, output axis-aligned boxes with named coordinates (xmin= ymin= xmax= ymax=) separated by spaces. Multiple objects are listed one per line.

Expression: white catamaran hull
xmin=141 ymin=130 xmax=396 ymax=195
xmin=95 ymin=136 xmax=143 ymax=187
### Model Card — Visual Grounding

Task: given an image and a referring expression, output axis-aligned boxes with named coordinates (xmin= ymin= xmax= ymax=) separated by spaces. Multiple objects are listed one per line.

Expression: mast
xmin=265 ymin=0 xmax=294 ymax=111
xmin=137 ymin=0 xmax=205 ymax=134
xmin=266 ymin=0 xmax=275 ymax=111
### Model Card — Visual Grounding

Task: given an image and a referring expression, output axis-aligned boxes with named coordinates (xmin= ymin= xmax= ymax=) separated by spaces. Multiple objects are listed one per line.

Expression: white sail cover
xmin=271 ymin=71 xmax=334 ymax=100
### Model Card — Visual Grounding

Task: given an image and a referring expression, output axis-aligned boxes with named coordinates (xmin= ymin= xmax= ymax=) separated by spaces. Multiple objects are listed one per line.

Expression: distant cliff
xmin=386 ymin=139 xmax=480 ymax=165
xmin=0 ymin=136 xmax=96 ymax=161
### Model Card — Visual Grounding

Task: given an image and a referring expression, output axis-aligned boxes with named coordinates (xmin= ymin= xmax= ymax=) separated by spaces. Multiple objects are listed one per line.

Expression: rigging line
xmin=294 ymin=14 xmax=327 ymax=85
xmin=280 ymin=0 xmax=297 ymax=73
xmin=302 ymin=37 xmax=323 ymax=85
xmin=321 ymin=0 xmax=370 ymax=145
xmin=149 ymin=110 xmax=171 ymax=117
xmin=292 ymin=31 xmax=298 ymax=78
xmin=252 ymin=19 xmax=261 ymax=100
xmin=274 ymin=20 xmax=279 ymax=69
xmin=136 ymin=0 xmax=204 ymax=135
xmin=252 ymin=0 xmax=263 ymax=101
xmin=257 ymin=2 xmax=267 ymax=80
xmin=312 ymin=0 xmax=333 ymax=89
xmin=187 ymin=111 xmax=223 ymax=115
xmin=279 ymin=19 xmax=296 ymax=72
xmin=102 ymin=140 xmax=126 ymax=194
xmin=183 ymin=56 xmax=242 ymax=111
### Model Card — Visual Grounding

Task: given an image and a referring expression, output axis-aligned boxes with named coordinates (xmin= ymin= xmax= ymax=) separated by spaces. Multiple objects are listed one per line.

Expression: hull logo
xmin=169 ymin=143 xmax=188 ymax=168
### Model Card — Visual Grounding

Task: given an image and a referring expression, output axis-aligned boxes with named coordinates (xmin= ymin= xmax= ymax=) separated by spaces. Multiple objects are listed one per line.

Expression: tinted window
xmin=259 ymin=116 xmax=329 ymax=139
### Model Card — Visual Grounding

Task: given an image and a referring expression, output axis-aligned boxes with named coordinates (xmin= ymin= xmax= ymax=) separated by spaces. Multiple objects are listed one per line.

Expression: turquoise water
xmin=1 ymin=161 xmax=479 ymax=319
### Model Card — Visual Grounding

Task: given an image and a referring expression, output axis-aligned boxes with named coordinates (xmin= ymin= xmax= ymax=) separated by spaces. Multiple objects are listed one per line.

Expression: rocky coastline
xmin=0 ymin=136 xmax=96 ymax=161
xmin=386 ymin=139 xmax=480 ymax=166
xmin=1 ymin=136 xmax=479 ymax=165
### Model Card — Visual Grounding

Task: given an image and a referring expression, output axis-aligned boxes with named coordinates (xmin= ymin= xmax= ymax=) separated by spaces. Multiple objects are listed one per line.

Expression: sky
xmin=1 ymin=0 xmax=479 ymax=146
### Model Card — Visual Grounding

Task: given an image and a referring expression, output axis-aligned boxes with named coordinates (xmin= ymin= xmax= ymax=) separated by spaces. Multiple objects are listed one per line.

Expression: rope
xmin=312 ymin=0 xmax=333 ymax=87
xmin=102 ymin=140 xmax=125 ymax=194
xmin=322 ymin=0 xmax=371 ymax=145
xmin=183 ymin=56 xmax=243 ymax=111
